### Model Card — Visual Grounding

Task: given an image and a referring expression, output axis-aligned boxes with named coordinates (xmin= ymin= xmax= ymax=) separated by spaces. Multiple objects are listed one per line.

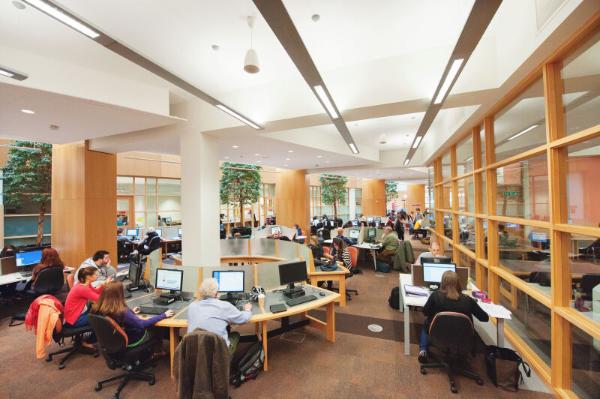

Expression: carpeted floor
xmin=0 ymin=238 xmax=554 ymax=399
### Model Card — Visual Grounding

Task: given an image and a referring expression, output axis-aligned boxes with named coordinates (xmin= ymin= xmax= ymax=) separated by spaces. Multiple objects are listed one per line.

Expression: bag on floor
xmin=485 ymin=345 xmax=531 ymax=391
xmin=388 ymin=286 xmax=400 ymax=309
xmin=230 ymin=342 xmax=265 ymax=388
xmin=376 ymin=261 xmax=391 ymax=273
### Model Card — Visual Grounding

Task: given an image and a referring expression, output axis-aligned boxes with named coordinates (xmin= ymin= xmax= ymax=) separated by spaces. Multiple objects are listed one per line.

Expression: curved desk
xmin=127 ymin=285 xmax=339 ymax=376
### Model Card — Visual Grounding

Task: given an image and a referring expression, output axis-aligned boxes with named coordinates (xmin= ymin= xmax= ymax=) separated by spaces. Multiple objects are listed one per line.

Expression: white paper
xmin=478 ymin=302 xmax=512 ymax=319
xmin=404 ymin=284 xmax=430 ymax=297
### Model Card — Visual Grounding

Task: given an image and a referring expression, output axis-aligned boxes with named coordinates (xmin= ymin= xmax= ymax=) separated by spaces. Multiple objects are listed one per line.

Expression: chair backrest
xmin=323 ymin=246 xmax=331 ymax=256
xmin=347 ymin=246 xmax=358 ymax=268
xmin=429 ymin=311 xmax=475 ymax=355
xmin=88 ymin=313 xmax=128 ymax=368
xmin=66 ymin=273 xmax=74 ymax=290
xmin=581 ymin=274 xmax=600 ymax=296
xmin=34 ymin=267 xmax=65 ymax=294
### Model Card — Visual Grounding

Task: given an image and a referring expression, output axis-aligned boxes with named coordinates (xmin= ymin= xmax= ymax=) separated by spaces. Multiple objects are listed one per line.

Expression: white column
xmin=180 ymin=131 xmax=220 ymax=267
xmin=349 ymin=188 xmax=356 ymax=220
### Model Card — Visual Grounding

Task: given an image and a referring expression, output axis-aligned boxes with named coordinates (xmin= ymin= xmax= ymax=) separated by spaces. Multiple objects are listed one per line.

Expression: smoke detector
xmin=378 ymin=134 xmax=388 ymax=145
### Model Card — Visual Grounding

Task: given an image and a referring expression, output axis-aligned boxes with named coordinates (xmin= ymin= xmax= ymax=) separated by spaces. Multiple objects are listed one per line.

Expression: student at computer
xmin=187 ymin=278 xmax=252 ymax=354
xmin=324 ymin=237 xmax=352 ymax=269
xmin=117 ymin=227 xmax=132 ymax=243
xmin=30 ymin=248 xmax=64 ymax=289
xmin=418 ymin=271 xmax=489 ymax=363
xmin=75 ymin=250 xmax=116 ymax=288
xmin=416 ymin=241 xmax=444 ymax=265
xmin=376 ymin=226 xmax=399 ymax=267
xmin=92 ymin=281 xmax=174 ymax=352
xmin=135 ymin=227 xmax=162 ymax=256
xmin=308 ymin=235 xmax=324 ymax=261
xmin=334 ymin=228 xmax=352 ymax=246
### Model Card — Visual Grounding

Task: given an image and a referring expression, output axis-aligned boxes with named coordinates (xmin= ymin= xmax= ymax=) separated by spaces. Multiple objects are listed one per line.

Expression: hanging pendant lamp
xmin=244 ymin=16 xmax=260 ymax=74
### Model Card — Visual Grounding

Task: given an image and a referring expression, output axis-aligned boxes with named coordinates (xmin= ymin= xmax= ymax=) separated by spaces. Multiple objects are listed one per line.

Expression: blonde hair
xmin=199 ymin=278 xmax=219 ymax=299
xmin=440 ymin=271 xmax=461 ymax=300
xmin=93 ymin=281 xmax=127 ymax=319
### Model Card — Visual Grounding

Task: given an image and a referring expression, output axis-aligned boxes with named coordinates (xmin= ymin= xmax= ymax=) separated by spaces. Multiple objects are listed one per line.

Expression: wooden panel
xmin=406 ymin=184 xmax=425 ymax=212
xmin=274 ymin=169 xmax=310 ymax=233
xmin=361 ymin=179 xmax=386 ymax=216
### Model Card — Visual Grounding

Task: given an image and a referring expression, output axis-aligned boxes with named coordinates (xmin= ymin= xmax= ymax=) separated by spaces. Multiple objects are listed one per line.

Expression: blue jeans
xmin=420 ymin=318 xmax=431 ymax=351
xmin=66 ymin=312 xmax=96 ymax=343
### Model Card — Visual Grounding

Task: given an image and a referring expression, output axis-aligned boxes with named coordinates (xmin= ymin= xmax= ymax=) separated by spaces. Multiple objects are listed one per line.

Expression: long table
xmin=126 ymin=284 xmax=339 ymax=376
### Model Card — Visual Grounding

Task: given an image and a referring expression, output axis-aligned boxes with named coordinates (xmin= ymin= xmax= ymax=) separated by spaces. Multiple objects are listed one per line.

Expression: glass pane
xmin=457 ymin=176 xmax=474 ymax=213
xmin=482 ymin=220 xmax=488 ymax=259
xmin=494 ymin=77 xmax=546 ymax=162
xmin=134 ymin=177 xmax=145 ymax=195
xmin=442 ymin=153 xmax=451 ymax=180
xmin=480 ymin=128 xmax=486 ymax=167
xmin=117 ymin=176 xmax=134 ymax=195
xmin=158 ymin=196 xmax=181 ymax=212
xmin=146 ymin=195 xmax=156 ymax=213
xmin=134 ymin=212 xmax=145 ymax=228
xmin=146 ymin=212 xmax=158 ymax=229
xmin=499 ymin=278 xmax=551 ymax=366
xmin=567 ymin=136 xmax=600 ymax=226
xmin=498 ymin=225 xmax=551 ymax=300
xmin=442 ymin=183 xmax=452 ymax=209
xmin=571 ymin=324 xmax=600 ymax=399
xmin=456 ymin=136 xmax=473 ymax=175
xmin=158 ymin=178 xmax=180 ymax=195
xmin=458 ymin=252 xmax=476 ymax=284
xmin=135 ymin=195 xmax=145 ymax=212
xmin=481 ymin=172 xmax=487 ymax=214
xmin=443 ymin=213 xmax=453 ymax=240
xmin=147 ymin=178 xmax=157 ymax=194
xmin=496 ymin=154 xmax=549 ymax=221
xmin=569 ymin=232 xmax=600 ymax=317
xmin=459 ymin=216 xmax=475 ymax=251
xmin=561 ymin=30 xmax=600 ymax=136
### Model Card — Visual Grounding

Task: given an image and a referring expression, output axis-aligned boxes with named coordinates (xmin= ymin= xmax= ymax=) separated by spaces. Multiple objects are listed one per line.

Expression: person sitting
xmin=117 ymin=227 xmax=132 ymax=243
xmin=75 ymin=250 xmax=116 ymax=287
xmin=92 ymin=281 xmax=174 ymax=353
xmin=293 ymin=224 xmax=302 ymax=237
xmin=376 ymin=226 xmax=399 ymax=270
xmin=416 ymin=241 xmax=445 ymax=265
xmin=187 ymin=278 xmax=252 ymax=354
xmin=418 ymin=271 xmax=489 ymax=363
xmin=136 ymin=227 xmax=162 ymax=256
xmin=308 ymin=235 xmax=325 ymax=265
xmin=335 ymin=227 xmax=352 ymax=246
xmin=30 ymin=247 xmax=64 ymax=289
xmin=0 ymin=245 xmax=16 ymax=258
xmin=322 ymin=237 xmax=352 ymax=288
xmin=64 ymin=266 xmax=111 ymax=348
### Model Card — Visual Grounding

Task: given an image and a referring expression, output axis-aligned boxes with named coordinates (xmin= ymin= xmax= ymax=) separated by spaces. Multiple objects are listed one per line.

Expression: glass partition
xmin=567 ymin=136 xmax=600 ymax=227
xmin=571 ymin=324 xmax=600 ymax=399
xmin=250 ymin=238 xmax=276 ymax=257
xmin=220 ymin=239 xmax=249 ymax=257
xmin=456 ymin=136 xmax=473 ymax=175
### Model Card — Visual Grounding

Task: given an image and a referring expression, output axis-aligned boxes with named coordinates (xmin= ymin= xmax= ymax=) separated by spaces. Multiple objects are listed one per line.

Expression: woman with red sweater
xmin=64 ymin=266 xmax=112 ymax=329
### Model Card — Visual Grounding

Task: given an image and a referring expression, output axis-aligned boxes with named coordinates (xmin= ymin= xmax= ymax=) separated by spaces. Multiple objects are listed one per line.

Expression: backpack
xmin=230 ymin=342 xmax=265 ymax=388
xmin=388 ymin=286 xmax=400 ymax=309
xmin=485 ymin=346 xmax=531 ymax=391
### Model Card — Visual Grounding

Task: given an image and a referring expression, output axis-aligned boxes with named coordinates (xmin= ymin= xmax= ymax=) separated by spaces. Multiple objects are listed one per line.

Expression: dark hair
xmin=117 ymin=227 xmax=123 ymax=234
xmin=0 ymin=245 xmax=17 ymax=258
xmin=440 ymin=271 xmax=461 ymax=300
xmin=93 ymin=250 xmax=110 ymax=261
xmin=40 ymin=247 xmax=64 ymax=268
xmin=78 ymin=266 xmax=98 ymax=283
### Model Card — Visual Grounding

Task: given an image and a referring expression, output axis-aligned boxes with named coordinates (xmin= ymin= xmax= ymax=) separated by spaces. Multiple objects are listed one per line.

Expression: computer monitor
xmin=164 ymin=217 xmax=172 ymax=224
xmin=178 ymin=228 xmax=182 ymax=237
xmin=212 ymin=270 xmax=245 ymax=293
xmin=420 ymin=256 xmax=452 ymax=266
xmin=279 ymin=261 xmax=308 ymax=293
xmin=367 ymin=217 xmax=373 ymax=223
xmin=349 ymin=229 xmax=360 ymax=239
xmin=126 ymin=228 xmax=138 ymax=238
xmin=367 ymin=227 xmax=376 ymax=241
xmin=155 ymin=268 xmax=183 ymax=292
xmin=530 ymin=232 xmax=548 ymax=242
xmin=16 ymin=249 xmax=43 ymax=267
xmin=155 ymin=228 xmax=162 ymax=237
xmin=423 ymin=262 xmax=456 ymax=285
xmin=352 ymin=220 xmax=358 ymax=227
xmin=271 ymin=226 xmax=282 ymax=235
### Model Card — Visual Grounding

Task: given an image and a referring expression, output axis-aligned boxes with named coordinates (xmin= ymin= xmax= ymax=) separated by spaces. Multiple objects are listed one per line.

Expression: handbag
xmin=485 ymin=345 xmax=531 ymax=391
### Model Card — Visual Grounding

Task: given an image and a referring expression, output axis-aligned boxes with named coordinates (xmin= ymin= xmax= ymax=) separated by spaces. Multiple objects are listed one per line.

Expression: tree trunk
xmin=37 ymin=202 xmax=46 ymax=246
xmin=239 ymin=201 xmax=245 ymax=227
xmin=333 ymin=200 xmax=338 ymax=221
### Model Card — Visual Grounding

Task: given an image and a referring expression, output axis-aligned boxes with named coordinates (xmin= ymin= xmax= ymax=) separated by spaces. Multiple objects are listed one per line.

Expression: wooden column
xmin=51 ymin=141 xmax=117 ymax=267
xmin=361 ymin=179 xmax=386 ymax=215
xmin=274 ymin=169 xmax=310 ymax=233
xmin=406 ymin=183 xmax=426 ymax=212
xmin=484 ymin=117 xmax=500 ymax=301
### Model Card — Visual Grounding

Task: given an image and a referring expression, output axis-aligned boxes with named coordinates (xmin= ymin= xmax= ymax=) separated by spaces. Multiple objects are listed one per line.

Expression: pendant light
xmin=244 ymin=16 xmax=260 ymax=74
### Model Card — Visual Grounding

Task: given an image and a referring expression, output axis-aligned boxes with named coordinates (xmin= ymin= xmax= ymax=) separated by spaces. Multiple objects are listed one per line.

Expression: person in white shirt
xmin=74 ymin=250 xmax=116 ymax=288
xmin=416 ymin=241 xmax=444 ymax=265
xmin=187 ymin=278 xmax=252 ymax=354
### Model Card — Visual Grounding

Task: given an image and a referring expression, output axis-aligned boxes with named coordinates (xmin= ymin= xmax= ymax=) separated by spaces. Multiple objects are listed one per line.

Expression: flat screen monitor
xmin=16 ymin=249 xmax=43 ymax=267
xmin=155 ymin=268 xmax=183 ymax=292
xmin=423 ymin=262 xmax=456 ymax=284
xmin=420 ymin=256 xmax=452 ymax=266
xmin=126 ymin=228 xmax=138 ymax=237
xmin=278 ymin=261 xmax=308 ymax=286
xmin=164 ymin=217 xmax=172 ymax=224
xmin=352 ymin=220 xmax=358 ymax=226
xmin=212 ymin=270 xmax=245 ymax=293
xmin=271 ymin=226 xmax=282 ymax=235
xmin=367 ymin=228 xmax=376 ymax=239
xmin=178 ymin=228 xmax=182 ymax=237
xmin=155 ymin=228 xmax=162 ymax=237
xmin=349 ymin=229 xmax=360 ymax=239
xmin=530 ymin=232 xmax=548 ymax=242
xmin=367 ymin=217 xmax=373 ymax=223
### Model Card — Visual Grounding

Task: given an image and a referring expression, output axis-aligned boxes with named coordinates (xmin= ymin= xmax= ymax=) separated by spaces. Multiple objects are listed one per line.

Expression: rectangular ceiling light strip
xmin=412 ymin=136 xmax=423 ymax=149
xmin=25 ymin=0 xmax=262 ymax=130
xmin=253 ymin=0 xmax=358 ymax=153
xmin=0 ymin=65 xmax=28 ymax=81
xmin=507 ymin=124 xmax=538 ymax=141
xmin=433 ymin=59 xmax=464 ymax=104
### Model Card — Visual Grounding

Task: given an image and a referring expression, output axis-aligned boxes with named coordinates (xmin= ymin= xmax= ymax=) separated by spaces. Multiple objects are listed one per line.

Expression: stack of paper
xmin=404 ymin=285 xmax=430 ymax=297
xmin=479 ymin=302 xmax=512 ymax=319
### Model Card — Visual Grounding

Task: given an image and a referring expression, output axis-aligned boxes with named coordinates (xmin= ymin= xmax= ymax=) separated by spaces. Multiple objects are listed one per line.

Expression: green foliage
xmin=220 ymin=162 xmax=262 ymax=224
xmin=319 ymin=174 xmax=347 ymax=219
xmin=385 ymin=181 xmax=399 ymax=201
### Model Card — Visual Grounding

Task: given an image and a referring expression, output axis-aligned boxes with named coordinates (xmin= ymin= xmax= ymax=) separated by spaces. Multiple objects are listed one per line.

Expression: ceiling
xmin=0 ymin=0 xmax=595 ymax=181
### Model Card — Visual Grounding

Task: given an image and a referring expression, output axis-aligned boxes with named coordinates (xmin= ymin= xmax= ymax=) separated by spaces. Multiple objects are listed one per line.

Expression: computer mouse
xmin=319 ymin=292 xmax=326 ymax=296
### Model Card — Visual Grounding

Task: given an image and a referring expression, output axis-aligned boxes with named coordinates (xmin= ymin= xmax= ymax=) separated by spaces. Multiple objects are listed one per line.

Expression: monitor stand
xmin=282 ymin=283 xmax=305 ymax=299
xmin=219 ymin=292 xmax=244 ymax=303
xmin=156 ymin=290 xmax=184 ymax=304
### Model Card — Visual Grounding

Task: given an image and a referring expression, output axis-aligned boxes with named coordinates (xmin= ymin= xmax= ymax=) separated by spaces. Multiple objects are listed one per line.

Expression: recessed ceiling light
xmin=21 ymin=109 xmax=35 ymax=114
xmin=232 ymin=145 xmax=239 ymax=149
xmin=433 ymin=58 xmax=464 ymax=104
xmin=224 ymin=156 xmax=230 ymax=159
xmin=254 ymin=153 xmax=260 ymax=156
xmin=285 ymin=158 xmax=291 ymax=161
xmin=216 ymin=104 xmax=262 ymax=129
xmin=0 ymin=65 xmax=28 ymax=81
xmin=316 ymin=155 xmax=323 ymax=158
xmin=313 ymin=85 xmax=339 ymax=119
xmin=256 ymin=160 xmax=262 ymax=163
xmin=288 ymin=150 xmax=294 ymax=153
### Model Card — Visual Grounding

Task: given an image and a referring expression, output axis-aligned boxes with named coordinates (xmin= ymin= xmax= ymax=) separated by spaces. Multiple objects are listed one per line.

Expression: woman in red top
xmin=64 ymin=266 xmax=111 ymax=329
xmin=30 ymin=247 xmax=64 ymax=289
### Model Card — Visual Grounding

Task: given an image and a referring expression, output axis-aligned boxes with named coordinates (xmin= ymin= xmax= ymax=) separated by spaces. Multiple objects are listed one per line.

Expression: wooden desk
xmin=308 ymin=265 xmax=350 ymax=306
xmin=126 ymin=285 xmax=339 ymax=376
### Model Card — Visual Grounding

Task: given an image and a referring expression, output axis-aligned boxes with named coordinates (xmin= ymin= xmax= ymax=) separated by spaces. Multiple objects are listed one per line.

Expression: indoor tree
xmin=386 ymin=180 xmax=399 ymax=214
xmin=319 ymin=174 xmax=348 ymax=220
xmin=219 ymin=162 xmax=262 ymax=226
xmin=3 ymin=141 xmax=52 ymax=246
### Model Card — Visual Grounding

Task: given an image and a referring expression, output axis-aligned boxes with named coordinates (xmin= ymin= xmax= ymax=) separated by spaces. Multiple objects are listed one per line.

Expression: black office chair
xmin=117 ymin=240 xmax=133 ymax=263
xmin=89 ymin=313 xmax=155 ymax=399
xmin=9 ymin=267 xmax=65 ymax=326
xmin=580 ymin=274 xmax=600 ymax=300
xmin=46 ymin=321 xmax=98 ymax=369
xmin=420 ymin=312 xmax=483 ymax=394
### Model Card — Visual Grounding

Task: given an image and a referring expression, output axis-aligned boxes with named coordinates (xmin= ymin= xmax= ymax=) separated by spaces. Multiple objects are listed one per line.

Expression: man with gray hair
xmin=187 ymin=278 xmax=252 ymax=354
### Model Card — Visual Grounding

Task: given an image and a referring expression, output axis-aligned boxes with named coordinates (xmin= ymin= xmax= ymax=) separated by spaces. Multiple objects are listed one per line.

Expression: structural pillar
xmin=407 ymin=184 xmax=426 ymax=212
xmin=180 ymin=131 xmax=220 ymax=267
xmin=361 ymin=179 xmax=386 ymax=216
xmin=51 ymin=141 xmax=116 ymax=267
xmin=274 ymin=169 xmax=310 ymax=234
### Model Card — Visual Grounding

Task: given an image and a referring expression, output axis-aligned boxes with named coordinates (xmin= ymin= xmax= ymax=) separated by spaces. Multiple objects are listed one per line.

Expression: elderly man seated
xmin=376 ymin=226 xmax=399 ymax=272
xmin=415 ymin=241 xmax=445 ymax=265
xmin=187 ymin=278 xmax=253 ymax=354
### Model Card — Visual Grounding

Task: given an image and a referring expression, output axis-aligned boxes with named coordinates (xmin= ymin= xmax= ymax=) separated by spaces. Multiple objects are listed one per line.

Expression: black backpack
xmin=485 ymin=346 xmax=531 ymax=391
xmin=388 ymin=286 xmax=400 ymax=309
xmin=230 ymin=342 xmax=265 ymax=387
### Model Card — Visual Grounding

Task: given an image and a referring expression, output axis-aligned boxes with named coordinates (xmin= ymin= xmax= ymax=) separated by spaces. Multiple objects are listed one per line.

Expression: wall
xmin=274 ymin=170 xmax=310 ymax=233
xmin=406 ymin=184 xmax=426 ymax=213
xmin=361 ymin=179 xmax=386 ymax=215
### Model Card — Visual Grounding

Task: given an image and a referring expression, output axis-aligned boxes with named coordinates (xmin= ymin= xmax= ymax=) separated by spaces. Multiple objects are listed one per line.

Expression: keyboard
xmin=285 ymin=294 xmax=317 ymax=307
xmin=139 ymin=305 xmax=168 ymax=315
xmin=20 ymin=271 xmax=33 ymax=278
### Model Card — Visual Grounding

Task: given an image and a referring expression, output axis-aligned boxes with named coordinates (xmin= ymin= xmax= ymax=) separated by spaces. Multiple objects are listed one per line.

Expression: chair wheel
xmin=58 ymin=364 xmax=65 ymax=370
xmin=450 ymin=384 xmax=458 ymax=394
xmin=476 ymin=378 xmax=483 ymax=385
xmin=420 ymin=367 xmax=426 ymax=375
xmin=93 ymin=352 xmax=99 ymax=357
xmin=94 ymin=383 xmax=102 ymax=391
xmin=149 ymin=378 xmax=156 ymax=386
xmin=45 ymin=357 xmax=52 ymax=362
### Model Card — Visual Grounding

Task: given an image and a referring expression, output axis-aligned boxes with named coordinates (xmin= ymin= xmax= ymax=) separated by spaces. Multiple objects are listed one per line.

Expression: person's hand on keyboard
xmin=133 ymin=306 xmax=141 ymax=314
xmin=164 ymin=310 xmax=175 ymax=318
xmin=243 ymin=302 xmax=252 ymax=312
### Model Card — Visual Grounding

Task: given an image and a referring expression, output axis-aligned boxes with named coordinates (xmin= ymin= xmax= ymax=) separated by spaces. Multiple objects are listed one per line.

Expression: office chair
xmin=46 ymin=321 xmax=98 ymax=369
xmin=331 ymin=246 xmax=359 ymax=301
xmin=420 ymin=312 xmax=483 ymax=393
xmin=88 ymin=314 xmax=155 ymax=399
xmin=117 ymin=240 xmax=133 ymax=263
xmin=580 ymin=274 xmax=600 ymax=300
xmin=10 ymin=267 xmax=65 ymax=327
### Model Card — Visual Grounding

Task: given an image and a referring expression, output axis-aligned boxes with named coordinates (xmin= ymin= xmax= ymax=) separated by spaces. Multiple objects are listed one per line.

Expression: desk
xmin=0 ymin=266 xmax=74 ymax=287
xmin=352 ymin=243 xmax=381 ymax=270
xmin=126 ymin=284 xmax=339 ymax=376
xmin=308 ymin=265 xmax=350 ymax=306
xmin=398 ymin=273 xmax=509 ymax=356
xmin=161 ymin=238 xmax=182 ymax=256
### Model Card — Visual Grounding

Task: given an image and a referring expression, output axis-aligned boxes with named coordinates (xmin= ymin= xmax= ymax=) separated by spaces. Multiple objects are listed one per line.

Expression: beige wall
xmin=274 ymin=170 xmax=310 ymax=233
xmin=406 ymin=184 xmax=426 ymax=213
xmin=361 ymin=179 xmax=386 ymax=215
